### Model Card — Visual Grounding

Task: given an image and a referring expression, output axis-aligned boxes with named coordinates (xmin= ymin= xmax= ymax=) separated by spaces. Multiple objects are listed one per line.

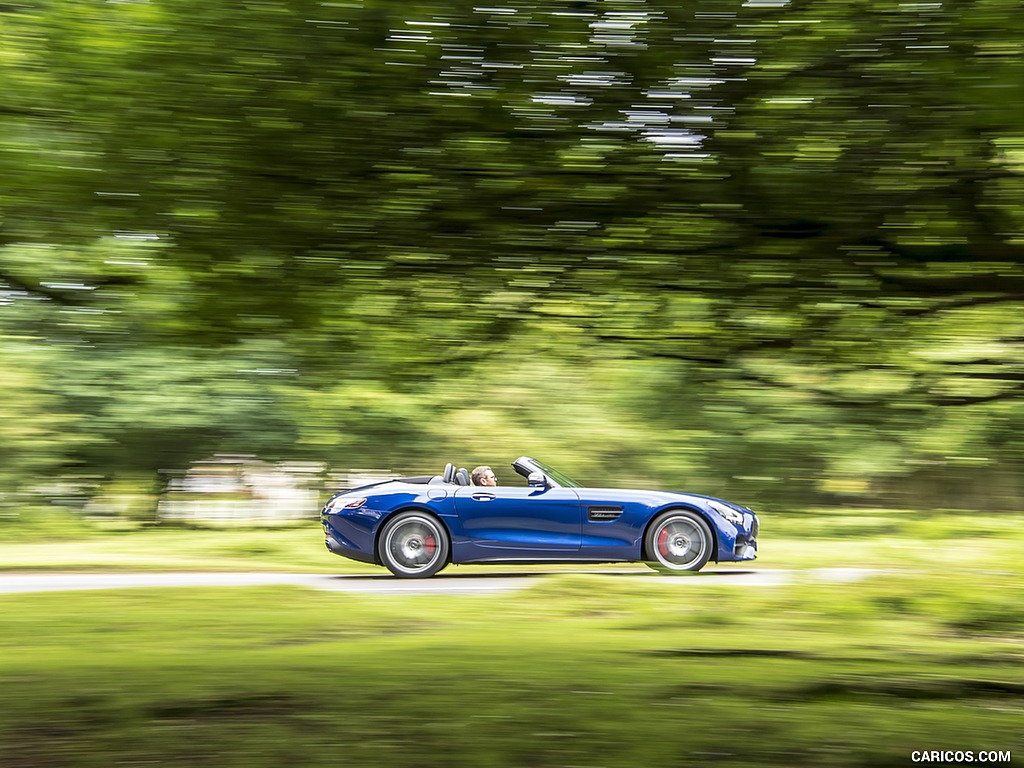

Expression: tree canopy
xmin=2 ymin=0 xmax=1023 ymax=509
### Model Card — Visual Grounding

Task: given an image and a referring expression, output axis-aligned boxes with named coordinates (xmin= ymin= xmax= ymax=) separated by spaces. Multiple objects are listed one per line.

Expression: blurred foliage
xmin=2 ymin=0 xmax=1024 ymax=509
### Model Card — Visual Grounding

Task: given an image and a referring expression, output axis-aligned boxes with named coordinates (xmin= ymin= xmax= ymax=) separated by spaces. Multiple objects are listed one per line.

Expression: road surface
xmin=0 ymin=568 xmax=880 ymax=596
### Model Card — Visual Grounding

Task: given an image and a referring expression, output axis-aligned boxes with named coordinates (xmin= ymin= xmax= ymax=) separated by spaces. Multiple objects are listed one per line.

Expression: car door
xmin=453 ymin=486 xmax=582 ymax=552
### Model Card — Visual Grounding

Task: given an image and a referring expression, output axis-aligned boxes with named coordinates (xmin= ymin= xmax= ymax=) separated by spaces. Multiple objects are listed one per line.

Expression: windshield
xmin=530 ymin=458 xmax=582 ymax=489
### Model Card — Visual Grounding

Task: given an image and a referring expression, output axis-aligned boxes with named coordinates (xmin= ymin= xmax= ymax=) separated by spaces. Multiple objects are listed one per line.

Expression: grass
xmin=1 ymin=509 xmax=1022 ymax=766
xmin=1 ymin=571 xmax=1022 ymax=767
xmin=0 ymin=523 xmax=354 ymax=574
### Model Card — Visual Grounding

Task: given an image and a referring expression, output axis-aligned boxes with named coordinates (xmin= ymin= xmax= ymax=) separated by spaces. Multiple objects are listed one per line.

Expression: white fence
xmin=156 ymin=460 xmax=397 ymax=523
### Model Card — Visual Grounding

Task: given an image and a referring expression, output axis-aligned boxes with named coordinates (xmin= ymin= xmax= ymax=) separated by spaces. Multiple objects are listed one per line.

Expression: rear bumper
xmin=324 ymin=532 xmax=376 ymax=565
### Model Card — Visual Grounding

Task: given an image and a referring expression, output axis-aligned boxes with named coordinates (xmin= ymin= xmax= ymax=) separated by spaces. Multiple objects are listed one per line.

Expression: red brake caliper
xmin=424 ymin=535 xmax=436 ymax=557
xmin=657 ymin=528 xmax=669 ymax=557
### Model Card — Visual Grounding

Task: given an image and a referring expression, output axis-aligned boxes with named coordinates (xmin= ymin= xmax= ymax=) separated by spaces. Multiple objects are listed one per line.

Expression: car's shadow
xmin=323 ymin=569 xmax=759 ymax=582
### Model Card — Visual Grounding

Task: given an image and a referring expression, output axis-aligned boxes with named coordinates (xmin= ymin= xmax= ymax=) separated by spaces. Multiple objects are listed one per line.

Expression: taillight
xmin=328 ymin=496 xmax=366 ymax=512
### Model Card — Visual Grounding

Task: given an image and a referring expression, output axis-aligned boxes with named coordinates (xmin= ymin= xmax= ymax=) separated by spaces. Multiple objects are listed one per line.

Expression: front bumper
xmin=734 ymin=541 xmax=757 ymax=561
xmin=732 ymin=513 xmax=759 ymax=561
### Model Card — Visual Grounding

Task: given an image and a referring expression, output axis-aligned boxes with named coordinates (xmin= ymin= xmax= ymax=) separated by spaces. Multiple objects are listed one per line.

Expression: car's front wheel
xmin=644 ymin=510 xmax=713 ymax=574
xmin=378 ymin=511 xmax=449 ymax=578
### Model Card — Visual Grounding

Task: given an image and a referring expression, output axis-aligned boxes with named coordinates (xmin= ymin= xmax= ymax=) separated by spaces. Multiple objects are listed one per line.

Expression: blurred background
xmin=3 ymin=3 xmax=1024 ymax=766
xmin=2 ymin=0 xmax=1023 ymax=518
xmin=4 ymin=0 xmax=1024 ymax=521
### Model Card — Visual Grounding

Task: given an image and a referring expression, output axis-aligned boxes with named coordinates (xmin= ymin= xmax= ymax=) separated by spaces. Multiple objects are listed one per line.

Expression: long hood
xmin=582 ymin=488 xmax=751 ymax=512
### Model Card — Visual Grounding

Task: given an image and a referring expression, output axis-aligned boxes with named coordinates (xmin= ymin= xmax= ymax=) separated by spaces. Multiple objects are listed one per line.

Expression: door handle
xmin=471 ymin=493 xmax=496 ymax=502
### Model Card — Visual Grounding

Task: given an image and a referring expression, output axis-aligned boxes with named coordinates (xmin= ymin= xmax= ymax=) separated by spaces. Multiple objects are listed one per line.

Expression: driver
xmin=471 ymin=466 xmax=497 ymax=487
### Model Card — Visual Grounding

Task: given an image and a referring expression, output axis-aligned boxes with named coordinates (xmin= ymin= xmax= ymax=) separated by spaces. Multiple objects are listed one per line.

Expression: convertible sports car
xmin=321 ymin=457 xmax=759 ymax=578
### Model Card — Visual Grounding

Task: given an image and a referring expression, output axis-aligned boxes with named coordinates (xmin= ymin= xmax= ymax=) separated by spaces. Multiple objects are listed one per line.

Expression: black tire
xmin=378 ymin=511 xmax=450 ymax=578
xmin=643 ymin=510 xmax=713 ymax=574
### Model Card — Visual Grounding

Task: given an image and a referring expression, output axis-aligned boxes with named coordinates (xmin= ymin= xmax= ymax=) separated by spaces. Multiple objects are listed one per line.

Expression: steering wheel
xmin=442 ymin=463 xmax=456 ymax=484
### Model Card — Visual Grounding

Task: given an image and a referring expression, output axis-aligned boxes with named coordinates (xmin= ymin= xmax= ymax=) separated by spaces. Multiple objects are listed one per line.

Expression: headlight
xmin=707 ymin=500 xmax=743 ymax=526
xmin=327 ymin=496 xmax=366 ymax=513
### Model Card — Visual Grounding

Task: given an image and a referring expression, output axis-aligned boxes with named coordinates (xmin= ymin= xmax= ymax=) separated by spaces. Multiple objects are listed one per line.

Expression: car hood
xmin=582 ymin=488 xmax=753 ymax=514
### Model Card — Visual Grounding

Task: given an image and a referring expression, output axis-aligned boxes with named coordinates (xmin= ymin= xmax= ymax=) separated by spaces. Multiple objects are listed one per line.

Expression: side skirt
xmin=453 ymin=557 xmax=635 ymax=566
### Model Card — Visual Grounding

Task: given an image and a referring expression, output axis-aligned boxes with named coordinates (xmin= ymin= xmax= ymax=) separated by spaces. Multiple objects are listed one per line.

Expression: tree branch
xmin=0 ymin=269 xmax=89 ymax=305
xmin=929 ymin=384 xmax=1024 ymax=407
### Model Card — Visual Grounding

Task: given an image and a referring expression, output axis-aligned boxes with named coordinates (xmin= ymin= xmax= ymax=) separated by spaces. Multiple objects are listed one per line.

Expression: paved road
xmin=0 ymin=568 xmax=880 ymax=596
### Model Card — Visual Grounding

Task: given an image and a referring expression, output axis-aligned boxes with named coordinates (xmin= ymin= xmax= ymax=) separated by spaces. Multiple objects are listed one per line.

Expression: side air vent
xmin=588 ymin=506 xmax=622 ymax=522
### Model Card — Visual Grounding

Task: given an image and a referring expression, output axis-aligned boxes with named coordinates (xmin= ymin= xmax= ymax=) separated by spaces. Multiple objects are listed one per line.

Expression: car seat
xmin=456 ymin=468 xmax=470 ymax=486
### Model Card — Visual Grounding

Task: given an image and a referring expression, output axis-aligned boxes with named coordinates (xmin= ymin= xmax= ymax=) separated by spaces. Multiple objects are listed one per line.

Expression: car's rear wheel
xmin=378 ymin=511 xmax=449 ymax=578
xmin=644 ymin=510 xmax=713 ymax=574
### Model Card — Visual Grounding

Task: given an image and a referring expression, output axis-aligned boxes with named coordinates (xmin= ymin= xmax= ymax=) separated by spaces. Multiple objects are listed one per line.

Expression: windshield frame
xmin=512 ymin=456 xmax=583 ymax=489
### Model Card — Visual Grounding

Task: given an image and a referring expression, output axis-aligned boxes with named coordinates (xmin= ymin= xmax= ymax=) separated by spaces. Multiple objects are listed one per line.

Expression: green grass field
xmin=1 ymin=510 xmax=1022 ymax=767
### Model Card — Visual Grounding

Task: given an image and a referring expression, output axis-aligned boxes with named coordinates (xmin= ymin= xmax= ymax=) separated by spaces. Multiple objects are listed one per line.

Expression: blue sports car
xmin=321 ymin=457 xmax=759 ymax=578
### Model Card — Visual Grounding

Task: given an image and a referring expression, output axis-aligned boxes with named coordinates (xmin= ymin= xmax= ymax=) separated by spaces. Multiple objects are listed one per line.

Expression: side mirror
xmin=527 ymin=471 xmax=549 ymax=489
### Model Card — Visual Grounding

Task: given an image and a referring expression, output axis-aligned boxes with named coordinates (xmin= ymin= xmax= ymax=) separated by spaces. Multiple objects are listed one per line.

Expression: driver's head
xmin=472 ymin=466 xmax=497 ymax=486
